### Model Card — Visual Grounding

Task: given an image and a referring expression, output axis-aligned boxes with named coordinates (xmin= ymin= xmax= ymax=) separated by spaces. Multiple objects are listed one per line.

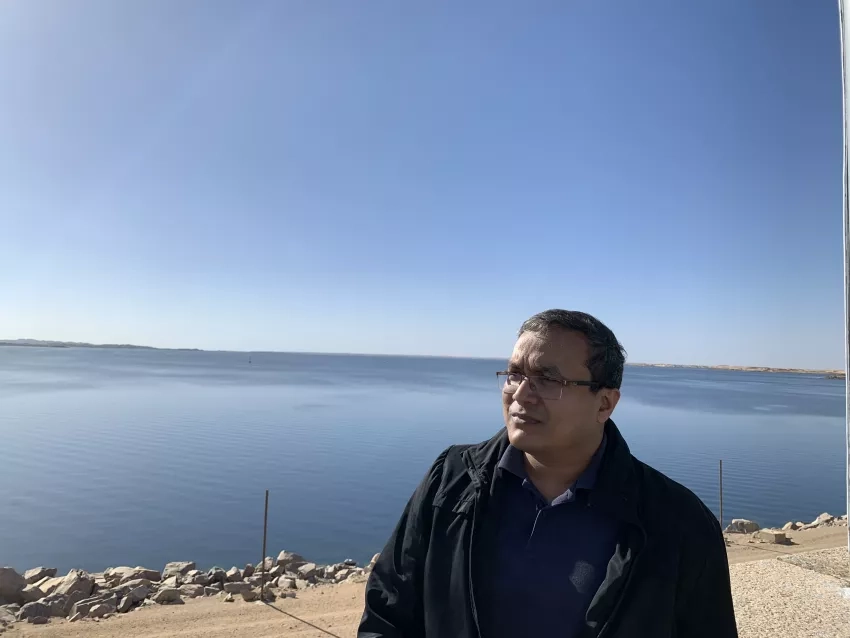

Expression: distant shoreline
xmin=0 ymin=339 xmax=844 ymax=377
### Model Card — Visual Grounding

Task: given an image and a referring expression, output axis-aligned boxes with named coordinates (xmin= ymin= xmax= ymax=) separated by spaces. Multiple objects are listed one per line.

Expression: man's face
xmin=502 ymin=328 xmax=620 ymax=456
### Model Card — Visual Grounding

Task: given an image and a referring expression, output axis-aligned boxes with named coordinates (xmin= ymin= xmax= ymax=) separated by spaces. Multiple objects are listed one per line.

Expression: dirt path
xmin=8 ymin=527 xmax=848 ymax=638
xmin=726 ymin=525 xmax=848 ymax=564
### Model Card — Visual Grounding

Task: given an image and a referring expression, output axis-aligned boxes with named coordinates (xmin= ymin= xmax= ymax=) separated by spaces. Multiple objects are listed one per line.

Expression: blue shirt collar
xmin=498 ymin=433 xmax=607 ymax=503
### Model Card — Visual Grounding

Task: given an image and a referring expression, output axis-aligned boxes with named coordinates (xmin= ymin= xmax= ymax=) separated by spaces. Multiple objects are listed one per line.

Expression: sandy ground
xmin=8 ymin=527 xmax=849 ymax=638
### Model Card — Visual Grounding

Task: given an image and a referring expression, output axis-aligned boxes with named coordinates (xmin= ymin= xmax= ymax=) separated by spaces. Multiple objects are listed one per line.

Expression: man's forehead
xmin=509 ymin=330 xmax=589 ymax=370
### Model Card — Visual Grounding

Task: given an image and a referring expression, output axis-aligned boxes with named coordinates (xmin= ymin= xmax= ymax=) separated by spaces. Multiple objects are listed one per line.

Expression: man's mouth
xmin=510 ymin=413 xmax=542 ymax=425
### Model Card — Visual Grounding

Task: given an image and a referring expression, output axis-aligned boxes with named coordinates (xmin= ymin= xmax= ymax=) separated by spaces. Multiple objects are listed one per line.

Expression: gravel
xmin=731 ymin=557 xmax=850 ymax=638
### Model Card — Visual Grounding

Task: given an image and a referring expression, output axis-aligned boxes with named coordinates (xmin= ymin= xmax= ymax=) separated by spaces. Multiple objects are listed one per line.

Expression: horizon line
xmin=0 ymin=338 xmax=843 ymax=375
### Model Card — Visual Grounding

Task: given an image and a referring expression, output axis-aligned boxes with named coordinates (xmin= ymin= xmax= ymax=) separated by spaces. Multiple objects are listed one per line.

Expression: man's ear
xmin=597 ymin=388 xmax=621 ymax=424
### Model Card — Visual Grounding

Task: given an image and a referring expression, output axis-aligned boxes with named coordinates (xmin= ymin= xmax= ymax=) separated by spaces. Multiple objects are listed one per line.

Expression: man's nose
xmin=513 ymin=378 xmax=539 ymax=403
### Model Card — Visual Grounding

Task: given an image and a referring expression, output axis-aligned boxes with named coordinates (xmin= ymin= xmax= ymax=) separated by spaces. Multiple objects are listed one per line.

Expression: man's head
xmin=502 ymin=309 xmax=626 ymax=457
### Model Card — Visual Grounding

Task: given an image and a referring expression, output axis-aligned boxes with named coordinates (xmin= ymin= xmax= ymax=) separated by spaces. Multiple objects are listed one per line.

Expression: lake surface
xmin=0 ymin=347 xmax=846 ymax=574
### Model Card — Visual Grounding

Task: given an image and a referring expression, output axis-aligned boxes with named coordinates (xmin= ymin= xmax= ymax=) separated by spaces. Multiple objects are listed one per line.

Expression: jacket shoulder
xmin=633 ymin=457 xmax=722 ymax=540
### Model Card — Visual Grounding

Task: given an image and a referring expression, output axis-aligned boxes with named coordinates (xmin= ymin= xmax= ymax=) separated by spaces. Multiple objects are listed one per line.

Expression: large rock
xmin=207 ymin=567 xmax=227 ymax=586
xmin=16 ymin=601 xmax=50 ymax=621
xmin=183 ymin=570 xmax=210 ymax=586
xmin=151 ymin=588 xmax=182 ymax=604
xmin=23 ymin=568 xmax=56 ymax=585
xmin=28 ymin=615 xmax=49 ymax=625
xmin=126 ymin=585 xmax=150 ymax=604
xmin=204 ymin=587 xmax=219 ymax=597
xmin=117 ymin=597 xmax=134 ymax=613
xmin=36 ymin=576 xmax=64 ymax=596
xmin=225 ymin=567 xmax=242 ymax=583
xmin=162 ymin=562 xmax=195 ymax=578
xmin=246 ymin=576 xmax=263 ymax=588
xmin=334 ymin=569 xmax=352 ymax=582
xmin=0 ymin=606 xmax=16 ymax=626
xmin=180 ymin=584 xmax=205 ymax=599
xmin=161 ymin=575 xmax=181 ymax=588
xmin=0 ymin=568 xmax=26 ymax=605
xmin=20 ymin=584 xmax=44 ymax=603
xmin=724 ymin=519 xmax=760 ymax=534
xmin=53 ymin=570 xmax=94 ymax=599
xmin=110 ymin=578 xmax=153 ymax=596
xmin=257 ymin=557 xmax=275 ymax=573
xmin=368 ymin=553 xmax=381 ymax=571
xmin=814 ymin=512 xmax=835 ymax=525
xmin=756 ymin=530 xmax=788 ymax=544
xmin=88 ymin=602 xmax=115 ymax=619
xmin=63 ymin=590 xmax=87 ymax=617
xmin=38 ymin=594 xmax=67 ymax=617
xmin=222 ymin=582 xmax=252 ymax=594
xmin=280 ymin=577 xmax=296 ymax=590
xmin=70 ymin=593 xmax=114 ymax=618
xmin=241 ymin=589 xmax=259 ymax=602
xmin=104 ymin=566 xmax=161 ymax=585
xmin=276 ymin=552 xmax=304 ymax=569
xmin=781 ymin=521 xmax=799 ymax=531
xmin=243 ymin=564 xmax=255 ymax=578
xmin=297 ymin=563 xmax=317 ymax=581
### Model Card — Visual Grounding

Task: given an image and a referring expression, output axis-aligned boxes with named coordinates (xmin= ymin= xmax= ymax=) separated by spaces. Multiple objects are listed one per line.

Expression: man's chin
xmin=506 ymin=421 xmax=547 ymax=450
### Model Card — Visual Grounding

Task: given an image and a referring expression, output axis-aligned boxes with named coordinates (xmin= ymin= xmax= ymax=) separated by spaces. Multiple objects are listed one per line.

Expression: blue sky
xmin=0 ymin=1 xmax=844 ymax=368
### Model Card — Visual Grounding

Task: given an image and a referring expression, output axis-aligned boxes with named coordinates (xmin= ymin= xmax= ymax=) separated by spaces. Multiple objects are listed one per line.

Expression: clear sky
xmin=0 ymin=1 xmax=844 ymax=368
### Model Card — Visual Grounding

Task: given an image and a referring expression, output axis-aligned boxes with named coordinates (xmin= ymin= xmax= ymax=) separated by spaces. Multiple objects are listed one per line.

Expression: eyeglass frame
xmin=496 ymin=370 xmax=600 ymax=400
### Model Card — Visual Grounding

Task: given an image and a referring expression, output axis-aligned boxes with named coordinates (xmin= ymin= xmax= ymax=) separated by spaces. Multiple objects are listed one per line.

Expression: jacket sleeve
xmin=358 ymin=448 xmax=449 ymax=638
xmin=675 ymin=511 xmax=739 ymax=637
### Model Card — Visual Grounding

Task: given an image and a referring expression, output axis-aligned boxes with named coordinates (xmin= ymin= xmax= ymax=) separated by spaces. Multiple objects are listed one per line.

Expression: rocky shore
xmin=0 ymin=550 xmax=380 ymax=631
xmin=723 ymin=512 xmax=848 ymax=546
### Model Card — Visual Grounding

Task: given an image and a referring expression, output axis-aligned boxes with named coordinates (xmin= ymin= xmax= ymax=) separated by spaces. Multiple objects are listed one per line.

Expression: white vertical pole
xmin=839 ymin=0 xmax=850 ymax=554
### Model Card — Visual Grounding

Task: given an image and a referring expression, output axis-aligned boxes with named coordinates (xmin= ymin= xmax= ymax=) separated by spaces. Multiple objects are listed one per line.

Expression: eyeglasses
xmin=497 ymin=371 xmax=599 ymax=400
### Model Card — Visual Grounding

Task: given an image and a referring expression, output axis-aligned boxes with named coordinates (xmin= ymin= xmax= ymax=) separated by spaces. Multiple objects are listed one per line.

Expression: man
xmin=359 ymin=309 xmax=737 ymax=638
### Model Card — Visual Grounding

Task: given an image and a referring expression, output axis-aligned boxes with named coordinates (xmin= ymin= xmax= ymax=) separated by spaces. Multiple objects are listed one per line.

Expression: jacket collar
xmin=461 ymin=419 xmax=641 ymax=524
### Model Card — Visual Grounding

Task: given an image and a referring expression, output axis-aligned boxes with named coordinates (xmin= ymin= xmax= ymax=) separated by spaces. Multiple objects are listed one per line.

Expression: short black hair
xmin=518 ymin=309 xmax=627 ymax=390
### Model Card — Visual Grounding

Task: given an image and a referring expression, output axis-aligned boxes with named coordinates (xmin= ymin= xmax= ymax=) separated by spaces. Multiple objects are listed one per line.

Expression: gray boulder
xmin=243 ymin=564 xmax=255 ymax=578
xmin=280 ymin=578 xmax=296 ymax=590
xmin=204 ymin=587 xmax=219 ymax=597
xmin=28 ymin=615 xmax=49 ymax=625
xmin=68 ymin=612 xmax=82 ymax=622
xmin=89 ymin=602 xmax=115 ymax=619
xmin=0 ymin=568 xmax=26 ymax=605
xmin=104 ymin=566 xmax=161 ymax=585
xmin=297 ymin=563 xmax=317 ymax=581
xmin=54 ymin=570 xmax=94 ymax=599
xmin=23 ymin=568 xmax=56 ymax=585
xmin=70 ymin=593 xmax=114 ymax=618
xmin=276 ymin=551 xmax=304 ymax=568
xmin=117 ymin=596 xmax=134 ymax=613
xmin=241 ymin=588 xmax=259 ymax=602
xmin=295 ymin=579 xmax=309 ymax=590
xmin=63 ymin=590 xmax=87 ymax=616
xmin=724 ymin=519 xmax=760 ymax=534
xmin=38 ymin=594 xmax=66 ymax=617
xmin=152 ymin=588 xmax=182 ymax=604
xmin=334 ymin=569 xmax=352 ymax=582
xmin=162 ymin=562 xmax=195 ymax=578
xmin=246 ymin=576 xmax=263 ymax=588
xmin=110 ymin=578 xmax=153 ymax=596
xmin=207 ymin=567 xmax=227 ymax=586
xmin=368 ymin=553 xmax=381 ymax=571
xmin=126 ymin=585 xmax=150 ymax=604
xmin=343 ymin=558 xmax=357 ymax=567
xmin=16 ymin=601 xmax=50 ymax=621
xmin=184 ymin=570 xmax=210 ymax=586
xmin=179 ymin=584 xmax=205 ymax=598
xmin=161 ymin=575 xmax=181 ymax=588
xmin=20 ymin=584 xmax=44 ymax=603
xmin=225 ymin=567 xmax=242 ymax=582
xmin=222 ymin=582 xmax=252 ymax=594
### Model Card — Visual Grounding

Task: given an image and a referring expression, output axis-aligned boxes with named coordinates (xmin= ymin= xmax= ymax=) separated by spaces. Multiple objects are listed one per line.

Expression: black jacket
xmin=359 ymin=420 xmax=738 ymax=638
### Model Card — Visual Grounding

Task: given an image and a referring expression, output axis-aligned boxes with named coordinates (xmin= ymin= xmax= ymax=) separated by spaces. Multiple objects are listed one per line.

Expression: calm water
xmin=0 ymin=347 xmax=845 ymax=573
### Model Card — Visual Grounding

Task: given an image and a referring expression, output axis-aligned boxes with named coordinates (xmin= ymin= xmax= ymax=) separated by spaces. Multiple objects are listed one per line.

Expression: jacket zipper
xmin=467 ymin=495 xmax=483 ymax=638
xmin=596 ymin=524 xmax=647 ymax=638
